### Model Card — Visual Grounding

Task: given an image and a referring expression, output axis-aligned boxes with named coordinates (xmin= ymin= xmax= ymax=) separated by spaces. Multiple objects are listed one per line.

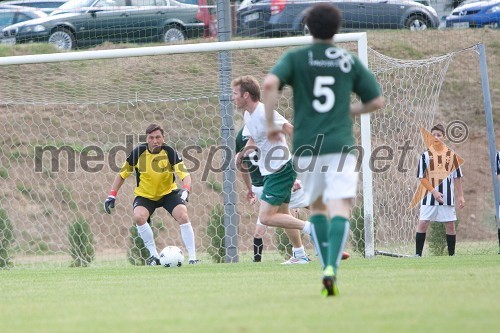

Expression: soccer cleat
xmin=321 ymin=266 xmax=339 ymax=297
xmin=280 ymin=256 xmax=311 ymax=265
xmin=341 ymin=252 xmax=350 ymax=260
xmin=146 ymin=256 xmax=161 ymax=266
xmin=188 ymin=259 xmax=200 ymax=265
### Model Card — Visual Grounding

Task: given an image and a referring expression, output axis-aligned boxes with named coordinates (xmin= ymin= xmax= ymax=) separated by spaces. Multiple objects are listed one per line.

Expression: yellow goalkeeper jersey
xmin=119 ymin=143 xmax=189 ymax=201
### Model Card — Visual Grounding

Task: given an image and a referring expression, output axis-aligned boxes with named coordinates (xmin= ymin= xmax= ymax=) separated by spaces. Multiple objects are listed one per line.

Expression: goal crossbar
xmin=0 ymin=33 xmax=367 ymax=65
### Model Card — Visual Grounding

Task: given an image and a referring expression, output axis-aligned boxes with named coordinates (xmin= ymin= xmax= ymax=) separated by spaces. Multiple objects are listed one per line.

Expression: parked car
xmin=0 ymin=0 xmax=68 ymax=14
xmin=1 ymin=0 xmax=205 ymax=50
xmin=445 ymin=0 xmax=500 ymax=28
xmin=236 ymin=0 xmax=440 ymax=37
xmin=0 ymin=4 xmax=47 ymax=31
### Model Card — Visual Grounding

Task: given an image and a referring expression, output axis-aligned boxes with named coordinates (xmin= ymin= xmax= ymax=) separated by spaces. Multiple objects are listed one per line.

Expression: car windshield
xmin=57 ymin=0 xmax=95 ymax=11
xmin=457 ymin=0 xmax=482 ymax=6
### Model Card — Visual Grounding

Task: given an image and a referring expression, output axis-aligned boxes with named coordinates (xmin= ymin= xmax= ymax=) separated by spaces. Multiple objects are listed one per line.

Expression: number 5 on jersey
xmin=313 ymin=76 xmax=335 ymax=113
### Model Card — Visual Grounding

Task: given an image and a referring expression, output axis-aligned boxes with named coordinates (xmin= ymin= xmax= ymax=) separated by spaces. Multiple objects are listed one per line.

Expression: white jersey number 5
xmin=312 ymin=76 xmax=335 ymax=113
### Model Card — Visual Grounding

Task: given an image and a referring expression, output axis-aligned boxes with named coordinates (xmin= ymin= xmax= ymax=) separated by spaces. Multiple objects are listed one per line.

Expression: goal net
xmin=0 ymin=35 xmax=488 ymax=268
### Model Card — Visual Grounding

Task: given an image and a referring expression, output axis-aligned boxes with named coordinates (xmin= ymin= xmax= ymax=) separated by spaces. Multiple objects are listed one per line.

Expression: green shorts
xmin=261 ymin=160 xmax=296 ymax=206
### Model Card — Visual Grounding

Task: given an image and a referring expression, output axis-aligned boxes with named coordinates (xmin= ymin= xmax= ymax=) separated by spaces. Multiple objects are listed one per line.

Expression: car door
xmin=336 ymin=0 xmax=401 ymax=30
xmin=158 ymin=0 xmax=201 ymax=40
xmin=86 ymin=0 xmax=130 ymax=43
xmin=127 ymin=0 xmax=166 ymax=43
xmin=357 ymin=0 xmax=406 ymax=29
xmin=331 ymin=0 xmax=362 ymax=30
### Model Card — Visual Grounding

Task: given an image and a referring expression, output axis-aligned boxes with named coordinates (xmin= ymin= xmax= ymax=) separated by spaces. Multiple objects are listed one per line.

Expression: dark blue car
xmin=445 ymin=0 xmax=500 ymax=28
xmin=236 ymin=0 xmax=440 ymax=37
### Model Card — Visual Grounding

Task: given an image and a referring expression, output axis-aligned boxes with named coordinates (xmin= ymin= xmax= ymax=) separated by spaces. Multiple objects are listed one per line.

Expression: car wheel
xmin=162 ymin=25 xmax=186 ymax=43
xmin=48 ymin=28 xmax=75 ymax=51
xmin=406 ymin=15 xmax=430 ymax=31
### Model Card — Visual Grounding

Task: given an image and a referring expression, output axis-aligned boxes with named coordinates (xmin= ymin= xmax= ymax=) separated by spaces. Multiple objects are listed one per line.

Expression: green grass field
xmin=1 ymin=255 xmax=499 ymax=333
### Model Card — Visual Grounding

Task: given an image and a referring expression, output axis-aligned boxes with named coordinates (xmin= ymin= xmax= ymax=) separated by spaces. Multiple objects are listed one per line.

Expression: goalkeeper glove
xmin=104 ymin=190 xmax=117 ymax=214
xmin=178 ymin=186 xmax=190 ymax=202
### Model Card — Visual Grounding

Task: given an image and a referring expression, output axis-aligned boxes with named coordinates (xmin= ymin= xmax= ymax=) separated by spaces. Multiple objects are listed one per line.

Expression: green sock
xmin=327 ymin=216 xmax=350 ymax=274
xmin=309 ymin=214 xmax=328 ymax=269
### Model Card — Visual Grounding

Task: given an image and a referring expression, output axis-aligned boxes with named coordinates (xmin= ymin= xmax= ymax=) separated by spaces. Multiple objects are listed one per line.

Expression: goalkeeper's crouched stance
xmin=103 ymin=123 xmax=199 ymax=265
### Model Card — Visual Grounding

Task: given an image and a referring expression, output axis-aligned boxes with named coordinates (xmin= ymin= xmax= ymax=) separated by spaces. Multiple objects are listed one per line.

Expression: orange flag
xmin=409 ymin=127 xmax=464 ymax=208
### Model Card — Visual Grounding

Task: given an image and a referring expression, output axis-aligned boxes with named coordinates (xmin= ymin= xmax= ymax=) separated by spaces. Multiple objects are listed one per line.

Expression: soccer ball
xmin=159 ymin=246 xmax=184 ymax=268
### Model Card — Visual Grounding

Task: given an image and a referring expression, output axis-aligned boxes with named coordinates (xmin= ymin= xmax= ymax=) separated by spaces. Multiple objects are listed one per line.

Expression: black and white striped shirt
xmin=417 ymin=149 xmax=463 ymax=206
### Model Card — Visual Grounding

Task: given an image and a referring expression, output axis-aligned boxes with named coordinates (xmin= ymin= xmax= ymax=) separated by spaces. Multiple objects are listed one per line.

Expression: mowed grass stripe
xmin=0 ymin=255 xmax=499 ymax=333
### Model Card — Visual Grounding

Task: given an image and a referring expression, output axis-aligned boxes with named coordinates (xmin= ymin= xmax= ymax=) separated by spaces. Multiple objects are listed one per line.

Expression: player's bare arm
xmin=283 ymin=122 xmax=294 ymax=141
xmin=180 ymin=175 xmax=192 ymax=190
xmin=292 ymin=179 xmax=302 ymax=192
xmin=421 ymin=177 xmax=444 ymax=204
xmin=178 ymin=177 xmax=191 ymax=201
xmin=237 ymin=160 xmax=256 ymax=204
xmin=454 ymin=177 xmax=465 ymax=209
xmin=236 ymin=137 xmax=258 ymax=166
xmin=350 ymin=95 xmax=385 ymax=116
xmin=111 ymin=174 xmax=125 ymax=194
xmin=104 ymin=174 xmax=125 ymax=214
xmin=262 ymin=73 xmax=282 ymax=141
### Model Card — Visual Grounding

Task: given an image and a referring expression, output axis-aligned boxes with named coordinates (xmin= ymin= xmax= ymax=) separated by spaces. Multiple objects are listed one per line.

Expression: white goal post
xmin=0 ymin=33 xmax=468 ymax=268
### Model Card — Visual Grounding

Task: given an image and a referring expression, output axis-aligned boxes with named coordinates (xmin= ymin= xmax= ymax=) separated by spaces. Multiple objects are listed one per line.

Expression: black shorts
xmin=133 ymin=190 xmax=185 ymax=221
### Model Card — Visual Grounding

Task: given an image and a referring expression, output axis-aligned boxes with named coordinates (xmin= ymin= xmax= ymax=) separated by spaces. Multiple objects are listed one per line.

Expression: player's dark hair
xmin=305 ymin=3 xmax=342 ymax=40
xmin=145 ymin=123 xmax=164 ymax=136
xmin=431 ymin=124 xmax=446 ymax=136
xmin=231 ymin=75 xmax=261 ymax=102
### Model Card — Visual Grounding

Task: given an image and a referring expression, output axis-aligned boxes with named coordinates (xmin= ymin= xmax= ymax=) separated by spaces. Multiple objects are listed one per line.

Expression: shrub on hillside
xmin=0 ymin=208 xmax=15 ymax=268
xmin=428 ymin=220 xmax=460 ymax=256
xmin=128 ymin=226 xmax=151 ymax=265
xmin=68 ymin=216 xmax=95 ymax=267
xmin=206 ymin=204 xmax=225 ymax=263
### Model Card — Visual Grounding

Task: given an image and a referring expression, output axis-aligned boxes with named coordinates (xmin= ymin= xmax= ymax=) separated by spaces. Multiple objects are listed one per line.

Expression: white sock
xmin=302 ymin=221 xmax=312 ymax=235
xmin=137 ymin=223 xmax=158 ymax=258
xmin=293 ymin=246 xmax=306 ymax=258
xmin=180 ymin=222 xmax=196 ymax=260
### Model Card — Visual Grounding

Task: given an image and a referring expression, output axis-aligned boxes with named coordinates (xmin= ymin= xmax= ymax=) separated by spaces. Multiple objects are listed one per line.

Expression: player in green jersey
xmin=263 ymin=4 xmax=384 ymax=296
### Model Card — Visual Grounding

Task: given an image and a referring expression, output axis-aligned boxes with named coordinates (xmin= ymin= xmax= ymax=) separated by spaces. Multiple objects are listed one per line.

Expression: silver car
xmin=236 ymin=0 xmax=440 ymax=37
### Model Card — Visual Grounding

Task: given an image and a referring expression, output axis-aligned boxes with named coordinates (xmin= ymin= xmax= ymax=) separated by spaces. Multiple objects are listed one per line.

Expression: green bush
xmin=274 ymin=227 xmax=292 ymax=259
xmin=68 ymin=216 xmax=95 ymax=267
xmin=57 ymin=184 xmax=78 ymax=211
xmin=428 ymin=220 xmax=459 ymax=256
xmin=0 ymin=167 xmax=8 ymax=179
xmin=207 ymin=176 xmax=222 ymax=193
xmin=128 ymin=225 xmax=151 ymax=265
xmin=206 ymin=204 xmax=225 ymax=263
xmin=0 ymin=208 xmax=15 ymax=268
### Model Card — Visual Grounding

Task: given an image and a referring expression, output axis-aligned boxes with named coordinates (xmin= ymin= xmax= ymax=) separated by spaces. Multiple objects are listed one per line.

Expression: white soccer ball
xmin=159 ymin=246 xmax=184 ymax=268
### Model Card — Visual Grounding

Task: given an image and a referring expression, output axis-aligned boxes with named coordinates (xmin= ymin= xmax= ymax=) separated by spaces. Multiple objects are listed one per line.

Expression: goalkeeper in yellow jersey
xmin=103 ymin=123 xmax=198 ymax=265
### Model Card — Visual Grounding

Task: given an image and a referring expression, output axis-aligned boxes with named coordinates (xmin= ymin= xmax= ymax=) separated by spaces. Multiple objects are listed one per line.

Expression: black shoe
xmin=188 ymin=259 xmax=200 ymax=265
xmin=146 ymin=256 xmax=161 ymax=266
